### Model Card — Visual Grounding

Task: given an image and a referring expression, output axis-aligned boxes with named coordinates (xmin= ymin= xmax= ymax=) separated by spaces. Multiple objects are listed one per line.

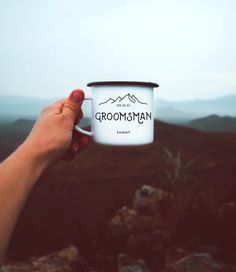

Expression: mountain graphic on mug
xmin=99 ymin=93 xmax=148 ymax=106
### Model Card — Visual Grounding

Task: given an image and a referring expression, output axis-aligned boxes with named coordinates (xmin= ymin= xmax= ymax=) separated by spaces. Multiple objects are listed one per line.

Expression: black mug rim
xmin=87 ymin=81 xmax=159 ymax=88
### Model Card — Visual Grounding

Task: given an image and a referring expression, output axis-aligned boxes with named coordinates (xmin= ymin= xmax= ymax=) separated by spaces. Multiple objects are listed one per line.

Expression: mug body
xmin=88 ymin=82 xmax=158 ymax=146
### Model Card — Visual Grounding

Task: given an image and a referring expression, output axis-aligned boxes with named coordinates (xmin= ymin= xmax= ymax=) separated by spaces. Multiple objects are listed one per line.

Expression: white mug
xmin=75 ymin=81 xmax=159 ymax=146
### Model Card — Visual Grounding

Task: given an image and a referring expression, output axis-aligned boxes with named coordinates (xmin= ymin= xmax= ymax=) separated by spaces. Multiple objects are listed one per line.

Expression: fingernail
xmin=69 ymin=89 xmax=84 ymax=103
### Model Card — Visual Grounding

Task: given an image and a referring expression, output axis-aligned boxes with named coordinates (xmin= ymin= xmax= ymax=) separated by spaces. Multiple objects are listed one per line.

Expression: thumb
xmin=63 ymin=89 xmax=84 ymax=122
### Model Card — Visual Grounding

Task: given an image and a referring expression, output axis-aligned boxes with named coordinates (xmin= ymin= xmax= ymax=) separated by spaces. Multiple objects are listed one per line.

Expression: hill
xmin=0 ymin=118 xmax=91 ymax=161
xmin=0 ymin=120 xmax=235 ymax=265
xmin=155 ymin=95 xmax=236 ymax=117
xmin=187 ymin=115 xmax=236 ymax=132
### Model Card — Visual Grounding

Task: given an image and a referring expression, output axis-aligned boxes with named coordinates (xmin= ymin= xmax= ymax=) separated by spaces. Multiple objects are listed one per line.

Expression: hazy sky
xmin=1 ymin=0 xmax=236 ymax=100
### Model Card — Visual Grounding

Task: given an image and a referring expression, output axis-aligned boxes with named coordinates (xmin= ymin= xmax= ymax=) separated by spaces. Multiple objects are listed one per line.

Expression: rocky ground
xmin=2 ymin=185 xmax=236 ymax=272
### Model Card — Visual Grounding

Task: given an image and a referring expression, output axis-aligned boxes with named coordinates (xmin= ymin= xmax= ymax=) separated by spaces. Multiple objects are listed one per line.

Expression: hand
xmin=24 ymin=89 xmax=90 ymax=168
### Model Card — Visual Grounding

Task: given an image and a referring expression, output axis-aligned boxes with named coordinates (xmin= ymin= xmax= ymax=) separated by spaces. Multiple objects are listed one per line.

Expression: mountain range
xmin=99 ymin=93 xmax=148 ymax=105
xmin=155 ymin=95 xmax=236 ymax=121
xmin=0 ymin=94 xmax=236 ymax=124
xmin=187 ymin=115 xmax=236 ymax=132
xmin=0 ymin=95 xmax=91 ymax=122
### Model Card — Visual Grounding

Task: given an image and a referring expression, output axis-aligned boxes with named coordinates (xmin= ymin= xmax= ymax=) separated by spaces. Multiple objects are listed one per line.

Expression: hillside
xmin=187 ymin=115 xmax=236 ymax=132
xmin=0 ymin=121 xmax=236 ymax=270
xmin=0 ymin=118 xmax=91 ymax=160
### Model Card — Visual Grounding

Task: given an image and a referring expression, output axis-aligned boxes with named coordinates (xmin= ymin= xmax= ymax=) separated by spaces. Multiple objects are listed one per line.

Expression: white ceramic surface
xmin=75 ymin=82 xmax=159 ymax=146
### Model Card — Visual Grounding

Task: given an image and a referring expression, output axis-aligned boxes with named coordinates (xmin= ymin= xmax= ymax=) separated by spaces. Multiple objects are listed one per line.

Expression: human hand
xmin=24 ymin=89 xmax=90 ymax=169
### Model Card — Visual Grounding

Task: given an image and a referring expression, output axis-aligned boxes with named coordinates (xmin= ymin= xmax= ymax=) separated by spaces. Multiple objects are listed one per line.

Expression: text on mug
xmin=95 ymin=112 xmax=152 ymax=124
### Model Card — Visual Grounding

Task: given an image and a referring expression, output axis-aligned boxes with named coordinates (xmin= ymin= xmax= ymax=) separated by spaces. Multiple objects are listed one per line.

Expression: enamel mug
xmin=75 ymin=81 xmax=159 ymax=146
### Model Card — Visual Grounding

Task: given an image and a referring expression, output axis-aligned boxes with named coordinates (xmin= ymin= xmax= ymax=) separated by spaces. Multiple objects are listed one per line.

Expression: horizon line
xmin=0 ymin=93 xmax=236 ymax=102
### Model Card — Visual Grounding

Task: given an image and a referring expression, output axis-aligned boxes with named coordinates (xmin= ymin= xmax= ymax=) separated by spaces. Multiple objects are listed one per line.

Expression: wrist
xmin=17 ymin=140 xmax=49 ymax=177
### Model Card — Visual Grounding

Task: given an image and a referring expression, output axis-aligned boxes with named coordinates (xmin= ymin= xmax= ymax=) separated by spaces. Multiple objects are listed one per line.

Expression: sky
xmin=0 ymin=0 xmax=236 ymax=100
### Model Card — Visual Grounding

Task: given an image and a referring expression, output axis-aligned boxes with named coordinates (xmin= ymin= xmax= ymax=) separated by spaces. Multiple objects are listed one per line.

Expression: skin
xmin=0 ymin=89 xmax=89 ymax=261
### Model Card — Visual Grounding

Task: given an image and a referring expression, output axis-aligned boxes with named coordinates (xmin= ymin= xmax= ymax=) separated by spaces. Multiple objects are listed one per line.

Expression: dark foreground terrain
xmin=0 ymin=120 xmax=236 ymax=271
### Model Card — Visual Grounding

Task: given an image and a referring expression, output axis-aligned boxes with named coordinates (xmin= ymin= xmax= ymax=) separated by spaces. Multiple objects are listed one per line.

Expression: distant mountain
xmin=156 ymin=106 xmax=199 ymax=123
xmin=1 ymin=94 xmax=236 ymax=125
xmin=155 ymin=95 xmax=236 ymax=118
xmin=99 ymin=94 xmax=147 ymax=105
xmin=0 ymin=96 xmax=56 ymax=122
xmin=10 ymin=119 xmax=35 ymax=130
xmin=187 ymin=115 xmax=236 ymax=132
xmin=0 ymin=95 xmax=91 ymax=122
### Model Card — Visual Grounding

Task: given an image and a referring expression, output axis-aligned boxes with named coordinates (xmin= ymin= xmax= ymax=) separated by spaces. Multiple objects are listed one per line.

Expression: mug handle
xmin=74 ymin=96 xmax=93 ymax=137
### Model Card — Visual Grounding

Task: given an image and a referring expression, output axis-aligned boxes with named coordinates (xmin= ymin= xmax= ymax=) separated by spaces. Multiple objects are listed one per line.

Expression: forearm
xmin=0 ymin=90 xmax=86 ymax=261
xmin=0 ymin=142 xmax=46 ymax=261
